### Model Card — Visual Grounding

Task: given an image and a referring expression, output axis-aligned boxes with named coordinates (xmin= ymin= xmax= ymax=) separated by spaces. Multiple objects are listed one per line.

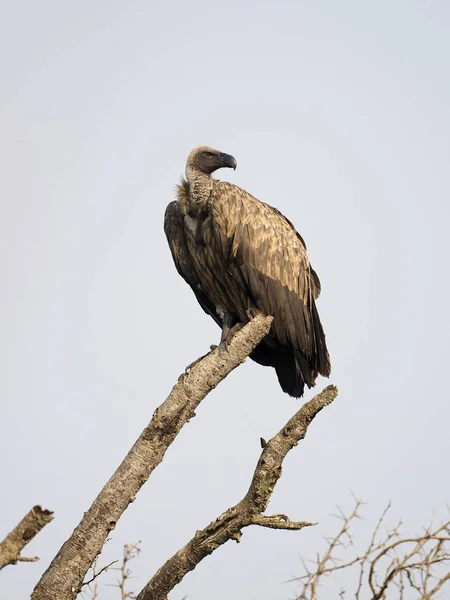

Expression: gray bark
xmin=137 ymin=385 xmax=338 ymax=600
xmin=31 ymin=314 xmax=273 ymax=600
xmin=0 ymin=506 xmax=53 ymax=570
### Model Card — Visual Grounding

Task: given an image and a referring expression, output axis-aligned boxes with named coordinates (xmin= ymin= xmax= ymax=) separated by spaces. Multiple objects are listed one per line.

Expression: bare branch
xmin=299 ymin=499 xmax=365 ymax=599
xmin=136 ymin=384 xmax=339 ymax=600
xmin=251 ymin=515 xmax=317 ymax=531
xmin=108 ymin=542 xmax=142 ymax=600
xmin=0 ymin=505 xmax=54 ymax=570
xmin=368 ymin=526 xmax=450 ymax=600
xmin=422 ymin=572 xmax=450 ymax=600
xmin=82 ymin=560 xmax=118 ymax=588
xmin=31 ymin=315 xmax=273 ymax=600
xmin=293 ymin=498 xmax=450 ymax=600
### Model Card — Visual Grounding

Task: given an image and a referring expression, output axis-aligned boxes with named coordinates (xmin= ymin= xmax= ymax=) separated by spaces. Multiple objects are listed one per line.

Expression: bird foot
xmin=246 ymin=308 xmax=261 ymax=320
xmin=227 ymin=322 xmax=244 ymax=342
xmin=184 ymin=343 xmax=222 ymax=373
xmin=217 ymin=341 xmax=228 ymax=358
xmin=184 ymin=352 xmax=208 ymax=373
xmin=218 ymin=323 xmax=244 ymax=356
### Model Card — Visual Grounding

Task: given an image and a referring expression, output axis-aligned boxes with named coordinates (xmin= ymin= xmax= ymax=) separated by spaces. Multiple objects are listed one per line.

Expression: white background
xmin=1 ymin=2 xmax=449 ymax=598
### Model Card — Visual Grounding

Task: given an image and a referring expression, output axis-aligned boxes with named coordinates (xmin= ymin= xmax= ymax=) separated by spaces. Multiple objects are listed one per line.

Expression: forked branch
xmin=136 ymin=385 xmax=338 ymax=600
xmin=293 ymin=498 xmax=450 ymax=600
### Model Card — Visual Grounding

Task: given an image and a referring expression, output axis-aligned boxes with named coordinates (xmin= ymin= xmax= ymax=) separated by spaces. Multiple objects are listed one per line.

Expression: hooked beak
xmin=219 ymin=152 xmax=237 ymax=170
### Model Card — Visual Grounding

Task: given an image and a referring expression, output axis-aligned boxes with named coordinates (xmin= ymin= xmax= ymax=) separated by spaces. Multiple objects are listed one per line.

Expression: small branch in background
xmin=108 ymin=542 xmax=142 ymax=600
xmin=82 ymin=544 xmax=140 ymax=600
xmin=31 ymin=315 xmax=273 ymax=600
xmin=0 ymin=505 xmax=54 ymax=570
xmin=82 ymin=557 xmax=100 ymax=600
xmin=292 ymin=498 xmax=450 ymax=600
xmin=82 ymin=556 xmax=118 ymax=598
xmin=136 ymin=385 xmax=338 ymax=600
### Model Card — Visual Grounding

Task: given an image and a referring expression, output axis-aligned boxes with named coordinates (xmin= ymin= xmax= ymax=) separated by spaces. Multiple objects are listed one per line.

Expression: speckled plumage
xmin=164 ymin=147 xmax=331 ymax=397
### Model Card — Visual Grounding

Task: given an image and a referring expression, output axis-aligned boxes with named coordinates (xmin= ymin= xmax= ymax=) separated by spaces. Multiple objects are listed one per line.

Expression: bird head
xmin=186 ymin=146 xmax=237 ymax=176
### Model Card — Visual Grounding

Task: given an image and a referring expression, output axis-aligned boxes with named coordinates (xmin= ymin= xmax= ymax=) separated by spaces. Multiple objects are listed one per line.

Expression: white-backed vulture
xmin=164 ymin=146 xmax=331 ymax=398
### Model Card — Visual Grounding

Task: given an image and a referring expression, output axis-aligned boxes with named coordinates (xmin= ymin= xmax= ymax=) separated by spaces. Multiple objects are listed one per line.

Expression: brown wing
xmin=164 ymin=201 xmax=221 ymax=326
xmin=209 ymin=181 xmax=330 ymax=377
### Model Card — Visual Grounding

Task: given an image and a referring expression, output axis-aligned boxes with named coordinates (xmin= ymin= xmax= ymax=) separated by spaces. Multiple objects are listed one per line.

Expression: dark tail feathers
xmin=274 ymin=349 xmax=310 ymax=398
xmin=274 ymin=303 xmax=331 ymax=398
xmin=250 ymin=300 xmax=331 ymax=398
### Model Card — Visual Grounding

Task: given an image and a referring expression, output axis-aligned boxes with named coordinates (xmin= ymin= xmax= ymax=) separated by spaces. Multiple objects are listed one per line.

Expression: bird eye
xmin=203 ymin=151 xmax=213 ymax=157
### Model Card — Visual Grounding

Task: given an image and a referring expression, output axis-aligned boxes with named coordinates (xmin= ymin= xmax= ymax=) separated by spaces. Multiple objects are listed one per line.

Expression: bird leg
xmin=184 ymin=354 xmax=207 ymax=373
xmin=218 ymin=314 xmax=243 ymax=355
xmin=184 ymin=314 xmax=242 ymax=373
xmin=220 ymin=313 xmax=234 ymax=345
xmin=183 ymin=344 xmax=218 ymax=374
xmin=246 ymin=307 xmax=262 ymax=320
xmin=216 ymin=308 xmax=259 ymax=357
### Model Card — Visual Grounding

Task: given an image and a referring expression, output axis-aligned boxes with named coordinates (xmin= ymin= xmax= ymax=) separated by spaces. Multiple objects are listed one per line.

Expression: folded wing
xmin=209 ymin=182 xmax=330 ymax=381
xmin=164 ymin=200 xmax=221 ymax=327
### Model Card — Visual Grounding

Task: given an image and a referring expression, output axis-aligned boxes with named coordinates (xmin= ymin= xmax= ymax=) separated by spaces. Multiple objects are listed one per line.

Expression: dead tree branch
xmin=0 ymin=505 xmax=53 ymax=570
xmin=82 ymin=559 xmax=118 ymax=590
xmin=293 ymin=498 xmax=450 ymax=600
xmin=136 ymin=384 xmax=339 ymax=600
xmin=31 ymin=314 xmax=273 ymax=600
xmin=108 ymin=542 xmax=142 ymax=600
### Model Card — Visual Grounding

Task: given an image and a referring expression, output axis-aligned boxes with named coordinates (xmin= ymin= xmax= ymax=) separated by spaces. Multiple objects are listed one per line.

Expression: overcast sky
xmin=1 ymin=2 xmax=449 ymax=599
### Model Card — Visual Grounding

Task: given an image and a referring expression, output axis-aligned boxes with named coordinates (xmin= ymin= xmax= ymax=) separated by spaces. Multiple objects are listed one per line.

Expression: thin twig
xmin=83 ymin=560 xmax=118 ymax=587
xmin=292 ymin=498 xmax=450 ymax=600
xmin=108 ymin=543 xmax=141 ymax=600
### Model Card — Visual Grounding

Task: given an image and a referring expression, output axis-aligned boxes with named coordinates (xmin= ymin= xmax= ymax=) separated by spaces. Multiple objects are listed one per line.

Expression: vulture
xmin=164 ymin=146 xmax=331 ymax=398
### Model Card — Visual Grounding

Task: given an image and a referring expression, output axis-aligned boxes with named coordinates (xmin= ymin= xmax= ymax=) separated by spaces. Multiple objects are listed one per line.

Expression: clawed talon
xmin=217 ymin=341 xmax=229 ymax=357
xmin=185 ymin=345 xmax=219 ymax=372
xmin=184 ymin=353 xmax=207 ymax=372
xmin=219 ymin=322 xmax=244 ymax=351
xmin=229 ymin=323 xmax=244 ymax=338
xmin=246 ymin=308 xmax=260 ymax=320
xmin=217 ymin=325 xmax=243 ymax=357
xmin=185 ymin=321 xmax=246 ymax=371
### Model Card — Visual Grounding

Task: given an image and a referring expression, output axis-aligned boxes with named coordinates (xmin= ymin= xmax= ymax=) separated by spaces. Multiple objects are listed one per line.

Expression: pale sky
xmin=1 ymin=2 xmax=449 ymax=599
